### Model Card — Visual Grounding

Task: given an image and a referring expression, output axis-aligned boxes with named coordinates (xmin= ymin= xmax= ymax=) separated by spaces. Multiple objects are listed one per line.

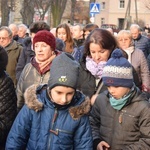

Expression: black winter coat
xmin=0 ymin=72 xmax=17 ymax=148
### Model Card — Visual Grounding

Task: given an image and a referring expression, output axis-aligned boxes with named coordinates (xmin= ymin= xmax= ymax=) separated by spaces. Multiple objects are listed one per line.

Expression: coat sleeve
xmin=89 ymin=96 xmax=103 ymax=149
xmin=16 ymin=64 xmax=31 ymax=112
xmin=77 ymin=64 xmax=96 ymax=98
xmin=5 ymin=105 xmax=32 ymax=149
xmin=147 ymin=54 xmax=150 ymax=71
xmin=16 ymin=47 xmax=27 ymax=81
xmin=138 ymin=50 xmax=150 ymax=90
xmin=123 ymin=103 xmax=150 ymax=150
xmin=73 ymin=115 xmax=93 ymax=150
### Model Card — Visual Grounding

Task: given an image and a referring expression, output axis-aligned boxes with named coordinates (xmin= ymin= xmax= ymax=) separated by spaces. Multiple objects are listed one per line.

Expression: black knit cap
xmin=48 ymin=52 xmax=79 ymax=90
xmin=0 ymin=46 xmax=8 ymax=74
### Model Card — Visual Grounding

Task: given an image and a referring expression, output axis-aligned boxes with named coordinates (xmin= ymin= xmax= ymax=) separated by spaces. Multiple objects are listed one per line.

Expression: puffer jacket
xmin=133 ymin=34 xmax=150 ymax=58
xmin=90 ymin=87 xmax=150 ymax=150
xmin=0 ymin=71 xmax=17 ymax=148
xmin=6 ymin=85 xmax=93 ymax=150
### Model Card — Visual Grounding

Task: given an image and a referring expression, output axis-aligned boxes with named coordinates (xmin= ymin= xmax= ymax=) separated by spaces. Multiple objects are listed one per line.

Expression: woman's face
xmin=118 ymin=35 xmax=132 ymax=50
xmin=50 ymin=86 xmax=75 ymax=105
xmin=57 ymin=28 xmax=67 ymax=42
xmin=34 ymin=42 xmax=52 ymax=62
xmin=89 ymin=43 xmax=111 ymax=64
xmin=108 ymin=86 xmax=130 ymax=99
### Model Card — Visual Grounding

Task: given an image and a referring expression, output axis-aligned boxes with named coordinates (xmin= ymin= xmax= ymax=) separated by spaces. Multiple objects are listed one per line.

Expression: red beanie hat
xmin=33 ymin=30 xmax=56 ymax=50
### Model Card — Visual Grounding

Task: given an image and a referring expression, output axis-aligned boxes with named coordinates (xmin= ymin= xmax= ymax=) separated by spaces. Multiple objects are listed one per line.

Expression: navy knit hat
xmin=33 ymin=30 xmax=56 ymax=50
xmin=102 ymin=48 xmax=133 ymax=88
xmin=48 ymin=53 xmax=79 ymax=89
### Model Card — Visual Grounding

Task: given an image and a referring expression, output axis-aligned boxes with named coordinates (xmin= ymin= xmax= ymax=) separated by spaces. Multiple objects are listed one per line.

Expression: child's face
xmin=50 ymin=86 xmax=75 ymax=105
xmin=108 ymin=86 xmax=130 ymax=99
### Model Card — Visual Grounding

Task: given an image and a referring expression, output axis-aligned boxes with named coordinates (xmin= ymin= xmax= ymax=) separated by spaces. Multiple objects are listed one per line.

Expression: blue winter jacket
xmin=6 ymin=87 xmax=93 ymax=150
xmin=133 ymin=34 xmax=150 ymax=58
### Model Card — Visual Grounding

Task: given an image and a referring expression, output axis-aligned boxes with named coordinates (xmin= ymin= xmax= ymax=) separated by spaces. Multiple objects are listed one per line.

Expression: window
xmin=101 ymin=18 xmax=105 ymax=25
xmin=101 ymin=2 xmax=105 ymax=10
xmin=119 ymin=0 xmax=125 ymax=8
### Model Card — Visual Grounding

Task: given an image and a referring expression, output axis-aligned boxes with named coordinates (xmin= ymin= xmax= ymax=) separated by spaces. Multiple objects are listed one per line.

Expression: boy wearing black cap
xmin=6 ymin=53 xmax=93 ymax=150
xmin=90 ymin=49 xmax=150 ymax=150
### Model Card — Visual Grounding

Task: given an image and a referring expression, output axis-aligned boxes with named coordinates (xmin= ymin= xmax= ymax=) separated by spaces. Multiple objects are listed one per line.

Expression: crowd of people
xmin=0 ymin=21 xmax=150 ymax=150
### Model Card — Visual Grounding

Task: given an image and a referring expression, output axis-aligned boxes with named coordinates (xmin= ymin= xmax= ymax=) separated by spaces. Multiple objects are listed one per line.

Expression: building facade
xmin=94 ymin=0 xmax=150 ymax=29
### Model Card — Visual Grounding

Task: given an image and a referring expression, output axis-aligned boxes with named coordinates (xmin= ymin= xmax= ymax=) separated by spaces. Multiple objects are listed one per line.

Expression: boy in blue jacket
xmin=6 ymin=53 xmax=93 ymax=150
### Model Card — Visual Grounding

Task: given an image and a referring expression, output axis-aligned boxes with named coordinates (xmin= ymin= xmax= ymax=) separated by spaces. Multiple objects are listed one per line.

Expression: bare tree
xmin=70 ymin=0 xmax=76 ymax=25
xmin=0 ymin=0 xmax=10 ymax=26
xmin=20 ymin=0 xmax=35 ymax=26
xmin=51 ymin=0 xmax=67 ymax=27
xmin=34 ymin=0 xmax=51 ymax=21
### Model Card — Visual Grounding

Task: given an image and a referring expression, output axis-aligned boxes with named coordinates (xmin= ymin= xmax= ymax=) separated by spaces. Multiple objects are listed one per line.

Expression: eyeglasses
xmin=0 ymin=36 xmax=10 ymax=40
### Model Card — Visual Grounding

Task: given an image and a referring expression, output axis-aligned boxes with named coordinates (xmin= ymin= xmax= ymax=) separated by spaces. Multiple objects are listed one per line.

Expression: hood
xmin=24 ymin=84 xmax=91 ymax=120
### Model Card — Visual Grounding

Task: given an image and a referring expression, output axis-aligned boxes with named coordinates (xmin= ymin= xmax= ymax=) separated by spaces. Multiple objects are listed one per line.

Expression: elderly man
xmin=130 ymin=24 xmax=150 ymax=58
xmin=0 ymin=26 xmax=23 ymax=86
xmin=17 ymin=24 xmax=28 ymax=45
xmin=9 ymin=23 xmax=19 ymax=41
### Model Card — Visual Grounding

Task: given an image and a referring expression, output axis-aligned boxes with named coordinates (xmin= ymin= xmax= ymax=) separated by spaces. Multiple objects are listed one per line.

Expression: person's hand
xmin=97 ymin=141 xmax=110 ymax=150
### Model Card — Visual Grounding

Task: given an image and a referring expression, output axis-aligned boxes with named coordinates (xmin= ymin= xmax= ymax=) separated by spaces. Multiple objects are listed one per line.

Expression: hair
xmin=82 ymin=28 xmax=118 ymax=62
xmin=0 ymin=26 xmax=13 ymax=38
xmin=130 ymin=24 xmax=141 ymax=31
xmin=117 ymin=30 xmax=132 ymax=40
xmin=18 ymin=24 xmax=28 ymax=30
xmin=56 ymin=23 xmax=74 ymax=53
xmin=73 ymin=23 xmax=84 ymax=31
xmin=29 ymin=21 xmax=50 ymax=33
xmin=83 ymin=23 xmax=99 ymax=33
xmin=9 ymin=23 xmax=19 ymax=30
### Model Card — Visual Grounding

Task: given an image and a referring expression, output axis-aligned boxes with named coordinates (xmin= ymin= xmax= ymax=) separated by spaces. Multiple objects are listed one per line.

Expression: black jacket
xmin=0 ymin=72 xmax=17 ymax=148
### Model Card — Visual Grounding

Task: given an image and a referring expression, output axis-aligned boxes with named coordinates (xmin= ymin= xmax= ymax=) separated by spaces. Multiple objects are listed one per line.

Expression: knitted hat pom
xmin=111 ymin=48 xmax=123 ymax=58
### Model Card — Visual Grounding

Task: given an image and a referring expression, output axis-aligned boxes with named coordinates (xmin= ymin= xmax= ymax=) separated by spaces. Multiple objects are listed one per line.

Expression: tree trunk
xmin=1 ymin=0 xmax=10 ymax=26
xmin=20 ymin=0 xmax=35 ymax=26
xmin=51 ymin=0 xmax=67 ymax=27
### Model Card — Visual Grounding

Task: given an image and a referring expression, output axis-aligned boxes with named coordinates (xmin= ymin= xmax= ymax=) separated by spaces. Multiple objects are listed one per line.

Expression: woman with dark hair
xmin=83 ymin=23 xmax=99 ymax=39
xmin=0 ymin=46 xmax=17 ymax=149
xmin=77 ymin=28 xmax=118 ymax=99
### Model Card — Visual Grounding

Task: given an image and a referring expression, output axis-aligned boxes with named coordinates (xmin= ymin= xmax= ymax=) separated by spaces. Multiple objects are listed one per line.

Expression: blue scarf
xmin=109 ymin=92 xmax=132 ymax=110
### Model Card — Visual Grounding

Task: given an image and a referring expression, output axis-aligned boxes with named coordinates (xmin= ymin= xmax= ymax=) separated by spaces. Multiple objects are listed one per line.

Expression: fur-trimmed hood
xmin=24 ymin=84 xmax=91 ymax=120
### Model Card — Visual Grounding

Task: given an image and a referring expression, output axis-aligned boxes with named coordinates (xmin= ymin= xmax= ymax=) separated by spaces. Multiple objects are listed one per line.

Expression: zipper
xmin=40 ymin=76 xmax=44 ymax=83
xmin=54 ymin=129 xmax=73 ymax=135
xmin=47 ymin=108 xmax=58 ymax=150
